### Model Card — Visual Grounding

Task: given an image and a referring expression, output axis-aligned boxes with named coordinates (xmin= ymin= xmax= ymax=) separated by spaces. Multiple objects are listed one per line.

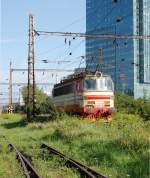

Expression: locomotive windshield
xmin=84 ymin=79 xmax=97 ymax=90
xmin=84 ymin=78 xmax=113 ymax=91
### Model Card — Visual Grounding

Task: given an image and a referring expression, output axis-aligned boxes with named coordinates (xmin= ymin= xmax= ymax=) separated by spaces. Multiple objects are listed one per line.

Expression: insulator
xmin=69 ymin=52 xmax=72 ymax=55
xmin=65 ymin=38 xmax=67 ymax=44
xmin=69 ymin=40 xmax=71 ymax=46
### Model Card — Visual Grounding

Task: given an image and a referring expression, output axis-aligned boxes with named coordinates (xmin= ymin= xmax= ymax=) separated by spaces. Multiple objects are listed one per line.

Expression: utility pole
xmin=27 ymin=14 xmax=36 ymax=120
xmin=98 ymin=48 xmax=102 ymax=72
xmin=18 ymin=84 xmax=21 ymax=105
xmin=95 ymin=48 xmax=102 ymax=72
xmin=114 ymin=25 xmax=117 ymax=91
xmin=9 ymin=61 xmax=13 ymax=113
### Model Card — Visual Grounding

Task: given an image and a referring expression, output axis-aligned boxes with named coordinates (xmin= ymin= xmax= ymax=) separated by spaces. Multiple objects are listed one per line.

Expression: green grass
xmin=0 ymin=113 xmax=149 ymax=178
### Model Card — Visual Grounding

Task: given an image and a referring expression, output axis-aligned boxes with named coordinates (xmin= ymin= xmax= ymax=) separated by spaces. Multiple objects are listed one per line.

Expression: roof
xmin=54 ymin=70 xmax=112 ymax=88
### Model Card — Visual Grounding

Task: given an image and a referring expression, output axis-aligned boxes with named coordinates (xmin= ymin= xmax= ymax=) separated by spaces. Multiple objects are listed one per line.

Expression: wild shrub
xmin=115 ymin=93 xmax=150 ymax=120
xmin=21 ymin=86 xmax=60 ymax=122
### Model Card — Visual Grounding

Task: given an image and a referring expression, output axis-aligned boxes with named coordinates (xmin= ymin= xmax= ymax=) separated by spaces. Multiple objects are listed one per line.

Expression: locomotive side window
xmin=84 ymin=79 xmax=97 ymax=90
xmin=53 ymin=83 xmax=73 ymax=96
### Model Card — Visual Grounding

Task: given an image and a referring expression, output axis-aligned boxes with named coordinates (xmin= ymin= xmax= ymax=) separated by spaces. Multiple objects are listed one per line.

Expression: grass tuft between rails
xmin=0 ymin=113 xmax=149 ymax=178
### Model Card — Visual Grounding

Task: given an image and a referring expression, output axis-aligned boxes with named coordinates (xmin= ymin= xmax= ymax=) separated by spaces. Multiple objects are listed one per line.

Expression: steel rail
xmin=8 ymin=144 xmax=41 ymax=178
xmin=41 ymin=143 xmax=107 ymax=178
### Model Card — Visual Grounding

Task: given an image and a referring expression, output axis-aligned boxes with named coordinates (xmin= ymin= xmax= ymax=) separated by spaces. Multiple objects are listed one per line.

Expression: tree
xmin=21 ymin=86 xmax=58 ymax=121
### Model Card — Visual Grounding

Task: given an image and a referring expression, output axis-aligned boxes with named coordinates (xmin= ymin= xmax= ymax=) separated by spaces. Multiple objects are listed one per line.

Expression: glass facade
xmin=86 ymin=0 xmax=150 ymax=98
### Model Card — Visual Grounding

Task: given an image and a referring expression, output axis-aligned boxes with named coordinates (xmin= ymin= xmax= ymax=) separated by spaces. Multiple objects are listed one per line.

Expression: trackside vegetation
xmin=115 ymin=93 xmax=150 ymax=120
xmin=15 ymin=86 xmax=150 ymax=122
xmin=0 ymin=92 xmax=149 ymax=177
xmin=0 ymin=113 xmax=149 ymax=178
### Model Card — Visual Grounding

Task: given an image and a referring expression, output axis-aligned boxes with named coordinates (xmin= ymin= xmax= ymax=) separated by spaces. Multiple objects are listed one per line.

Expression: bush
xmin=21 ymin=86 xmax=60 ymax=122
xmin=115 ymin=93 xmax=150 ymax=120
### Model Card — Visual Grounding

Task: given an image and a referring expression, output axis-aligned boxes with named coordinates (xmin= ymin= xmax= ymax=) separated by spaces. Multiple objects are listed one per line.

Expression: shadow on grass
xmin=1 ymin=119 xmax=27 ymax=129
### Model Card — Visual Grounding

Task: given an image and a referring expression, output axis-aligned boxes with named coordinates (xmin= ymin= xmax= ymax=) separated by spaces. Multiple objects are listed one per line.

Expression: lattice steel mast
xmin=8 ymin=61 xmax=13 ymax=113
xmin=27 ymin=14 xmax=36 ymax=119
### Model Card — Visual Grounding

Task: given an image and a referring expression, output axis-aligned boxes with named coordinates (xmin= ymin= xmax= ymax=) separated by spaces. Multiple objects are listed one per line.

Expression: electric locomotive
xmin=52 ymin=70 xmax=115 ymax=119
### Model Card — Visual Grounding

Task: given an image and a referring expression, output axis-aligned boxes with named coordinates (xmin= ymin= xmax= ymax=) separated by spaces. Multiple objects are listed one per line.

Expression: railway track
xmin=8 ymin=143 xmax=41 ymax=178
xmin=3 ymin=134 xmax=107 ymax=178
xmin=41 ymin=143 xmax=107 ymax=178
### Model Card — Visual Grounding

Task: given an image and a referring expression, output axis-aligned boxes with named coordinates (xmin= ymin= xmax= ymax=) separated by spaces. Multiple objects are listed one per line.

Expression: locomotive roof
xmin=54 ymin=70 xmax=111 ymax=88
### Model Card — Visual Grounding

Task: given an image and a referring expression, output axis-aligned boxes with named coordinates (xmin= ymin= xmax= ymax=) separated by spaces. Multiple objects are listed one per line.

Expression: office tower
xmin=86 ymin=0 xmax=150 ymax=98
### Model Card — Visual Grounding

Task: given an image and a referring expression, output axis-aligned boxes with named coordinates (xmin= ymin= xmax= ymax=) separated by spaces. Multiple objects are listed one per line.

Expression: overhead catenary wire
xmin=35 ymin=2 xmax=105 ymax=61
xmin=35 ymin=31 xmax=150 ymax=40
xmin=35 ymin=3 xmax=135 ymax=69
xmin=35 ymin=1 xmax=133 ymax=61
xmin=35 ymin=2 xmax=135 ymax=70
xmin=58 ymin=39 xmax=85 ymax=63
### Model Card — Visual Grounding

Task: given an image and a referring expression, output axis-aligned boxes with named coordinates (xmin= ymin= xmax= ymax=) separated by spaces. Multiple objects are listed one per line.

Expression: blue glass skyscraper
xmin=86 ymin=0 xmax=150 ymax=98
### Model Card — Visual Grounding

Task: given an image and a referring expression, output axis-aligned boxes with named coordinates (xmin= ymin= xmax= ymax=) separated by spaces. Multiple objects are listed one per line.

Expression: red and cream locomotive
xmin=52 ymin=70 xmax=115 ymax=119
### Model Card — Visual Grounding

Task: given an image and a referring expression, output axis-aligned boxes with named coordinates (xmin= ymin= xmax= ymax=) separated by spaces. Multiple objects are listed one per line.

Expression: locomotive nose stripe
xmin=85 ymin=96 xmax=112 ymax=100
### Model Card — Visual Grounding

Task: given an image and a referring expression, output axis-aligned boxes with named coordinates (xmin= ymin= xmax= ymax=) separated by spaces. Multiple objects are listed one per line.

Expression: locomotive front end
xmin=83 ymin=72 xmax=115 ymax=119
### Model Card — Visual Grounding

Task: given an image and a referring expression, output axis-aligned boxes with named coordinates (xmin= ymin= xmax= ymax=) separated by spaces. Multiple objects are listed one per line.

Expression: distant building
xmin=86 ymin=0 xmax=150 ymax=98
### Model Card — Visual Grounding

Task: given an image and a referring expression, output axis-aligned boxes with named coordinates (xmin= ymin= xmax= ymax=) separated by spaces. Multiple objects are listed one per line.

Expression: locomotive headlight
xmin=86 ymin=105 xmax=94 ymax=113
xmin=86 ymin=105 xmax=94 ymax=108
xmin=88 ymin=101 xmax=95 ymax=104
xmin=104 ymin=101 xmax=110 ymax=107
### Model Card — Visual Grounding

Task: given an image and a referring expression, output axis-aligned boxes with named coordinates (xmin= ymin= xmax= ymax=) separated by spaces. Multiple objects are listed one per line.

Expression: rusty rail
xmin=41 ymin=143 xmax=107 ymax=178
xmin=8 ymin=144 xmax=41 ymax=178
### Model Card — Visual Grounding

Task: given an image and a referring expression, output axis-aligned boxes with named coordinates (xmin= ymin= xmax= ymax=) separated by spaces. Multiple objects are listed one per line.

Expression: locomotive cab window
xmin=84 ymin=79 xmax=97 ymax=90
xmin=84 ymin=78 xmax=114 ymax=91
xmin=97 ymin=78 xmax=114 ymax=91
xmin=106 ymin=79 xmax=114 ymax=91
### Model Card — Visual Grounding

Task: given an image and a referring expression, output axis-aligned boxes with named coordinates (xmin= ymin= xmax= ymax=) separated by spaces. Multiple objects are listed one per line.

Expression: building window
xmin=113 ymin=0 xmax=118 ymax=3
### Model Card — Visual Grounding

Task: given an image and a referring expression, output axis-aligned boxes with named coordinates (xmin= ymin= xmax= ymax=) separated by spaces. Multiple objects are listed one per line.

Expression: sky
xmin=0 ymin=0 xmax=86 ymax=105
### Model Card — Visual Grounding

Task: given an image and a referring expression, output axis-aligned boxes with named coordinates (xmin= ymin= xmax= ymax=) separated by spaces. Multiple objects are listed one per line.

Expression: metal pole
xmin=18 ymin=87 xmax=21 ymax=105
xmin=9 ymin=61 xmax=13 ymax=113
xmin=27 ymin=16 xmax=31 ymax=119
xmin=27 ymin=14 xmax=36 ymax=120
xmin=114 ymin=25 xmax=117 ymax=91
xmin=98 ymin=48 xmax=102 ymax=72
xmin=32 ymin=16 xmax=36 ymax=118
xmin=95 ymin=48 xmax=102 ymax=72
